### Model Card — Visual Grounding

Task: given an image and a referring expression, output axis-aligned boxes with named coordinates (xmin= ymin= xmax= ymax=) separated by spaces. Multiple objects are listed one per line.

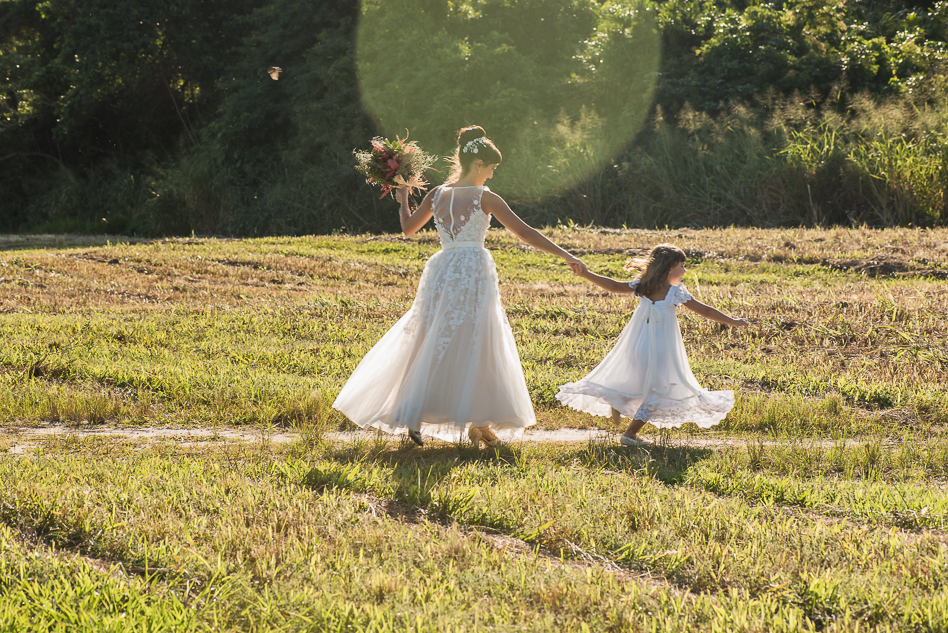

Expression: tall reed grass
xmin=17 ymin=90 xmax=948 ymax=235
xmin=596 ymin=89 xmax=947 ymax=229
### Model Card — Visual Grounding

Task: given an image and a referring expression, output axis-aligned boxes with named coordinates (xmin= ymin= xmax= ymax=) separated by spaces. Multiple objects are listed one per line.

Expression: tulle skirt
xmin=557 ymin=301 xmax=734 ymax=429
xmin=332 ymin=246 xmax=536 ymax=441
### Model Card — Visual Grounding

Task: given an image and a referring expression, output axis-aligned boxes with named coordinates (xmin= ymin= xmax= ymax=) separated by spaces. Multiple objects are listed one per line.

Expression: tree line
xmin=1 ymin=0 xmax=946 ymax=236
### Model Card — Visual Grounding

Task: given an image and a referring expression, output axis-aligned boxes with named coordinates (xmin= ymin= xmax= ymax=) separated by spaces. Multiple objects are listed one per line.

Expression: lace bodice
xmin=430 ymin=185 xmax=491 ymax=246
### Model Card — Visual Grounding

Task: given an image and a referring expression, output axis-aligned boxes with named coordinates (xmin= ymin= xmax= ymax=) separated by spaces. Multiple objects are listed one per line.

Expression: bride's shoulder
xmin=479 ymin=188 xmax=505 ymax=210
xmin=481 ymin=187 xmax=510 ymax=215
xmin=480 ymin=187 xmax=502 ymax=202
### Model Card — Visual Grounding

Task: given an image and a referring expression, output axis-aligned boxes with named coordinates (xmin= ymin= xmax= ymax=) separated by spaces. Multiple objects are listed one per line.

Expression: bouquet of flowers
xmin=353 ymin=134 xmax=438 ymax=199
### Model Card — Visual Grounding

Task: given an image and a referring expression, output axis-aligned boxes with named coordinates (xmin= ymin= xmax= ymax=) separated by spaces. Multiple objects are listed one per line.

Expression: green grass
xmin=4 ymin=436 xmax=948 ymax=631
xmin=1 ymin=227 xmax=947 ymax=630
xmin=1 ymin=227 xmax=945 ymax=433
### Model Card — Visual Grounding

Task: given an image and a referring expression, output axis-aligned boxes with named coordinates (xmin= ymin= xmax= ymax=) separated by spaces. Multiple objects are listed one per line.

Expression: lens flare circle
xmin=356 ymin=0 xmax=660 ymax=200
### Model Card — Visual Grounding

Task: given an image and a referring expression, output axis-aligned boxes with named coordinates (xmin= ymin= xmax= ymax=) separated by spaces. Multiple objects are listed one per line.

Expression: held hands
xmin=565 ymin=257 xmax=587 ymax=276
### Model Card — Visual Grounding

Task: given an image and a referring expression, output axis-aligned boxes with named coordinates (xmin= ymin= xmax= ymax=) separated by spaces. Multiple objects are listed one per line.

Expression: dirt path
xmin=2 ymin=424 xmax=855 ymax=455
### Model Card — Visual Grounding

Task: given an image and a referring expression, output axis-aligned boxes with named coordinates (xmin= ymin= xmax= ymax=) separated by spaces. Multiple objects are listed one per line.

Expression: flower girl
xmin=558 ymin=244 xmax=748 ymax=445
xmin=333 ymin=126 xmax=584 ymax=447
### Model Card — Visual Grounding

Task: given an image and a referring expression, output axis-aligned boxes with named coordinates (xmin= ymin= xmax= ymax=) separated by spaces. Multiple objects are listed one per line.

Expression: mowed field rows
xmin=1 ymin=227 xmax=947 ymax=631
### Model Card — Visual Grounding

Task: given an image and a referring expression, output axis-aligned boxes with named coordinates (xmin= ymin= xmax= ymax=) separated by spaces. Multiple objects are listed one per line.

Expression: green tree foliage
xmin=355 ymin=0 xmax=659 ymax=202
xmin=1 ymin=0 xmax=946 ymax=234
xmin=201 ymin=0 xmax=384 ymax=235
xmin=0 ymin=0 xmax=260 ymax=230
xmin=655 ymin=0 xmax=948 ymax=113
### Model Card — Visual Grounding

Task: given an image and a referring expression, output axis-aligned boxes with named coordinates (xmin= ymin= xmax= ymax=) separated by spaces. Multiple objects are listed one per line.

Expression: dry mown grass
xmin=0 ymin=227 xmax=945 ymax=433
xmin=3 ymin=227 xmax=946 ymax=311
xmin=2 ymin=227 xmax=948 ymax=630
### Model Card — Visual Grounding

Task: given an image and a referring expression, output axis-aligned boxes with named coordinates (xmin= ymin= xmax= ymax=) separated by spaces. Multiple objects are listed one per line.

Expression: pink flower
xmin=387 ymin=158 xmax=399 ymax=171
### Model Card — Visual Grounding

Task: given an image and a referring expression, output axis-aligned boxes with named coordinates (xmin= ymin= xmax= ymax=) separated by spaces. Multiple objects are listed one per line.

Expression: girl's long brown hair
xmin=624 ymin=243 xmax=686 ymax=298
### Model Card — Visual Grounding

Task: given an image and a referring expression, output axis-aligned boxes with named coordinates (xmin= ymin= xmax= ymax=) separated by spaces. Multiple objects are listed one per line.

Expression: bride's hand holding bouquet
xmin=353 ymin=134 xmax=437 ymax=200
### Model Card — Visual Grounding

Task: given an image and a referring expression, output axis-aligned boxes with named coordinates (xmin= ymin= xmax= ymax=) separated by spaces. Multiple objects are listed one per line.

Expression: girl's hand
xmin=732 ymin=317 xmax=750 ymax=328
xmin=565 ymin=256 xmax=586 ymax=276
xmin=395 ymin=187 xmax=410 ymax=208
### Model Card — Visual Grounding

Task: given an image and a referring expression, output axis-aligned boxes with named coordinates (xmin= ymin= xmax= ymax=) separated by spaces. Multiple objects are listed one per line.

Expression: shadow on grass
xmin=291 ymin=435 xmax=728 ymax=566
xmin=296 ymin=437 xmax=535 ymax=527
xmin=563 ymin=438 xmax=715 ymax=485
xmin=297 ymin=434 xmax=717 ymax=525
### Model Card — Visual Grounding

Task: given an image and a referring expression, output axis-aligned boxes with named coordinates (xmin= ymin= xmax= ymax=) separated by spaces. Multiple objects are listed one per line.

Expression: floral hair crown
xmin=461 ymin=137 xmax=489 ymax=154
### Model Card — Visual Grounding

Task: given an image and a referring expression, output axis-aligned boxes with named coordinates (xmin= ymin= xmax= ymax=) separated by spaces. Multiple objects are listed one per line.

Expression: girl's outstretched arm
xmin=683 ymin=299 xmax=749 ymax=327
xmin=575 ymin=267 xmax=636 ymax=294
xmin=397 ymin=187 xmax=434 ymax=236
xmin=484 ymin=192 xmax=583 ymax=268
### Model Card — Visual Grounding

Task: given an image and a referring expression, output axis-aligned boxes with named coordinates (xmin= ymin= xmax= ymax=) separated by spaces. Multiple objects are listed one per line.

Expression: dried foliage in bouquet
xmin=353 ymin=135 xmax=438 ymax=199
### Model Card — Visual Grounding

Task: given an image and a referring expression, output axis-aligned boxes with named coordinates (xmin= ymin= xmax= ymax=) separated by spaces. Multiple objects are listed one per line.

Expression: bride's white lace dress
xmin=332 ymin=185 xmax=535 ymax=441
xmin=556 ymin=280 xmax=734 ymax=428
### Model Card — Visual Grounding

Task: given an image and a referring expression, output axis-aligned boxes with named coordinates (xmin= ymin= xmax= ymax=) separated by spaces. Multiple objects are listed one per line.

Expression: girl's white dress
xmin=556 ymin=280 xmax=734 ymax=428
xmin=332 ymin=185 xmax=535 ymax=441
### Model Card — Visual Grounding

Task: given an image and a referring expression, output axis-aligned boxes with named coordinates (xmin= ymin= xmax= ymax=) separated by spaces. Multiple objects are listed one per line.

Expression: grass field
xmin=1 ymin=227 xmax=947 ymax=631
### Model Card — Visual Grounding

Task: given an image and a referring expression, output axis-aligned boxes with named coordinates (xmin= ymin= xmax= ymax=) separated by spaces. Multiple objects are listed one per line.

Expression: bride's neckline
xmin=442 ymin=184 xmax=483 ymax=188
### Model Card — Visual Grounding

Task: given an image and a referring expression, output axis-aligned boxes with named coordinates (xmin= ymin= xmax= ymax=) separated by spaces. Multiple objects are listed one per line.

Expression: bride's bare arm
xmin=483 ymin=192 xmax=583 ymax=268
xmin=397 ymin=188 xmax=434 ymax=236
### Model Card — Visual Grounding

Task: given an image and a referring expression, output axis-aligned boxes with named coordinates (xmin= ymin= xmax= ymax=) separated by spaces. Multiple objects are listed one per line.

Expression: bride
xmin=333 ymin=126 xmax=585 ymax=447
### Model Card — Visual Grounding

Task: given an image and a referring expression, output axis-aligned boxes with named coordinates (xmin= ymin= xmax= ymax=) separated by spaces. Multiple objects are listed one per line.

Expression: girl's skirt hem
xmin=556 ymin=381 xmax=733 ymax=429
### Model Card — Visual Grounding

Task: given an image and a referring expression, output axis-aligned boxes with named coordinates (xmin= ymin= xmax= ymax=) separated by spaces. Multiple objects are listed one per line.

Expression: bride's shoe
xmin=481 ymin=431 xmax=498 ymax=448
xmin=407 ymin=429 xmax=424 ymax=447
xmin=468 ymin=427 xmax=498 ymax=449
xmin=471 ymin=427 xmax=499 ymax=449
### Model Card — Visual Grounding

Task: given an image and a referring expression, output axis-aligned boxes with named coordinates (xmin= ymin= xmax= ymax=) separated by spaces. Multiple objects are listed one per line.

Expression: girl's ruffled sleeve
xmin=673 ymin=284 xmax=693 ymax=305
xmin=628 ymin=278 xmax=640 ymax=291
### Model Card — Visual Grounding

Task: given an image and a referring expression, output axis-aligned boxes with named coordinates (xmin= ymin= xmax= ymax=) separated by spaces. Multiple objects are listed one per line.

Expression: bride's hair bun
xmin=448 ymin=125 xmax=502 ymax=181
xmin=457 ymin=126 xmax=487 ymax=146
